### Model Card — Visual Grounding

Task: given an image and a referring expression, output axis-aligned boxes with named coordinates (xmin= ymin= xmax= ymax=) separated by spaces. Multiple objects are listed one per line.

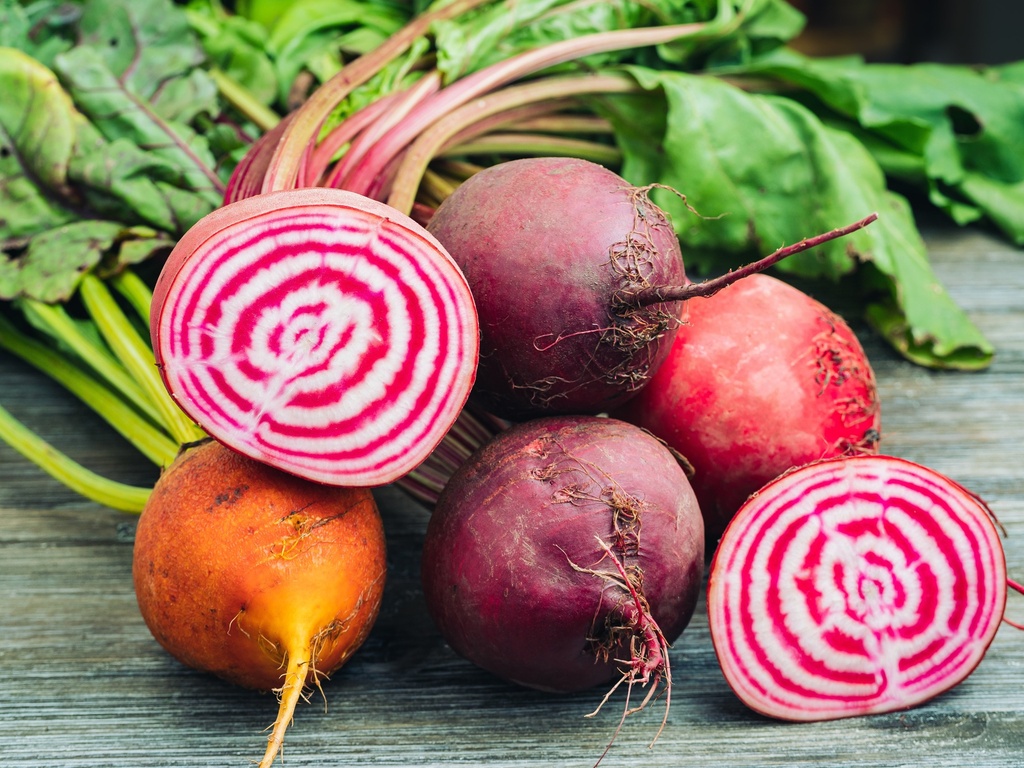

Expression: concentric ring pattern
xmin=708 ymin=455 xmax=1007 ymax=721
xmin=153 ymin=195 xmax=478 ymax=486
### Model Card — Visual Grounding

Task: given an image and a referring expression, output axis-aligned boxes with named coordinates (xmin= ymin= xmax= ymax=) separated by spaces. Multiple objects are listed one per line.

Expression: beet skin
xmin=614 ymin=274 xmax=881 ymax=547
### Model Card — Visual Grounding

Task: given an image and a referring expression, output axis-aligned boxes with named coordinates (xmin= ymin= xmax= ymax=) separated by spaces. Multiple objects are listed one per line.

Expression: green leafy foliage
xmin=431 ymin=0 xmax=803 ymax=80
xmin=433 ymin=0 xmax=655 ymax=79
xmin=187 ymin=0 xmax=410 ymax=114
xmin=262 ymin=0 xmax=407 ymax=104
xmin=186 ymin=7 xmax=279 ymax=108
xmin=0 ymin=0 xmax=235 ymax=302
xmin=2 ymin=0 xmax=1019 ymax=369
xmin=0 ymin=222 xmax=171 ymax=303
xmin=0 ymin=47 xmax=83 ymax=240
xmin=727 ymin=48 xmax=1024 ymax=246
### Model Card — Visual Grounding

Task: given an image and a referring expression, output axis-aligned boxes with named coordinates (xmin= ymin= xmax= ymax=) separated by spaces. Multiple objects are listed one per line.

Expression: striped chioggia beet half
xmin=150 ymin=187 xmax=479 ymax=486
xmin=707 ymin=454 xmax=1010 ymax=722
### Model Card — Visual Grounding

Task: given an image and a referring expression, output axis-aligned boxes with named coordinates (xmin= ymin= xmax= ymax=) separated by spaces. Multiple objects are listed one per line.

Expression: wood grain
xmin=1 ymin=223 xmax=1022 ymax=767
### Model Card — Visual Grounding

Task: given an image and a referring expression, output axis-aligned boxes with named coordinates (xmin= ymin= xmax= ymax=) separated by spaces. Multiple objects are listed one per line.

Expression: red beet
xmin=421 ymin=415 xmax=704 ymax=745
xmin=613 ymin=274 xmax=881 ymax=546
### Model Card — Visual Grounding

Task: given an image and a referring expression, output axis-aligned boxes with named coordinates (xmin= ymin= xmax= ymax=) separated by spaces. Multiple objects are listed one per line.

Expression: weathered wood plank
xmin=1 ymin=223 xmax=1023 ymax=767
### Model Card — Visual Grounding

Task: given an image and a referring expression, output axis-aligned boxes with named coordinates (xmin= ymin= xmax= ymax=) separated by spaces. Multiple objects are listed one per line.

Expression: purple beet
xmin=421 ymin=414 xmax=704 ymax=749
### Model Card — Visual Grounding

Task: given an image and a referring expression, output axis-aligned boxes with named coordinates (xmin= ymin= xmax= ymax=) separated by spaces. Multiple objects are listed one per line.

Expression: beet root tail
xmin=259 ymin=644 xmax=313 ymax=768
xmin=585 ymin=537 xmax=673 ymax=767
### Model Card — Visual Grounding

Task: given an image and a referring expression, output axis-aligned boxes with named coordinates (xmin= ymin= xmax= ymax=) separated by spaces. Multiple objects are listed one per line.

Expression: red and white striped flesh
xmin=150 ymin=188 xmax=479 ymax=487
xmin=707 ymin=454 xmax=1007 ymax=721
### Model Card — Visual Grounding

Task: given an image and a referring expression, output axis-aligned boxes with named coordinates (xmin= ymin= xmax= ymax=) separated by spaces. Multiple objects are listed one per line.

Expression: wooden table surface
xmin=2 ymin=220 xmax=1022 ymax=767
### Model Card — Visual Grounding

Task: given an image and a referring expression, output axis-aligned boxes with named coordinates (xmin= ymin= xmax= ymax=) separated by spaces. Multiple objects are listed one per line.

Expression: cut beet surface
xmin=150 ymin=187 xmax=479 ymax=486
xmin=707 ymin=454 xmax=1008 ymax=721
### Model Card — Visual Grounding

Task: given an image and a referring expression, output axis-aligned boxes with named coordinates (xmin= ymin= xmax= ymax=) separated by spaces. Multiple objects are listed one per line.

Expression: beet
xmin=613 ymin=273 xmax=881 ymax=547
xmin=426 ymin=158 xmax=686 ymax=419
xmin=421 ymin=415 xmax=704 ymax=723
xmin=707 ymin=454 xmax=1008 ymax=721
xmin=149 ymin=187 xmax=479 ymax=487
xmin=132 ymin=440 xmax=387 ymax=767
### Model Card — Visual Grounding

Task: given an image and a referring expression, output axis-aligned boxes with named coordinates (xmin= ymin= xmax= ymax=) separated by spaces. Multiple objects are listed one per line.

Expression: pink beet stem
xmin=436 ymin=100 xmax=582 ymax=155
xmin=324 ymin=71 xmax=444 ymax=189
xmin=347 ymin=20 xmax=714 ymax=202
xmin=385 ymin=72 xmax=640 ymax=213
xmin=305 ymin=92 xmax=406 ymax=186
xmin=260 ymin=0 xmax=493 ymax=193
xmin=1005 ymin=578 xmax=1024 ymax=630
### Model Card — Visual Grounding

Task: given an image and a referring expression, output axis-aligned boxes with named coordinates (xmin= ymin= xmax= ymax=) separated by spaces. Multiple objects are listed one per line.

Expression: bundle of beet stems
xmin=0 ymin=0 xmax=965 ymax=507
xmin=0 ymin=270 xmax=204 ymax=511
xmin=0 ymin=0 xmax=714 ymax=509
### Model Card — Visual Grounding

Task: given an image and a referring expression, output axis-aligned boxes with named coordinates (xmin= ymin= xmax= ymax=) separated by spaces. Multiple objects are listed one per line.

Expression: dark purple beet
xmin=427 ymin=157 xmax=687 ymax=420
xmin=420 ymin=415 xmax=704 ymax=696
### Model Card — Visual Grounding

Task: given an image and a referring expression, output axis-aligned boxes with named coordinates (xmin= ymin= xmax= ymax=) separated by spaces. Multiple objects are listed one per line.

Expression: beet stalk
xmin=0 ymin=269 xmax=202 ymax=511
xmin=229 ymin=7 xmax=733 ymax=203
xmin=338 ymin=21 xmax=713 ymax=200
xmin=256 ymin=0 xmax=495 ymax=194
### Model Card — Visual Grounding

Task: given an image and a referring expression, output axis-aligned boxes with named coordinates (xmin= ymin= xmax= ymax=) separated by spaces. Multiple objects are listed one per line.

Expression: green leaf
xmin=0 ymin=47 xmax=86 ymax=241
xmin=185 ymin=2 xmax=280 ymax=109
xmin=603 ymin=68 xmax=994 ymax=370
xmin=0 ymin=220 xmax=121 ymax=302
xmin=70 ymin=0 xmax=210 ymax=109
xmin=50 ymin=0 xmax=224 ymax=233
xmin=655 ymin=0 xmax=805 ymax=69
xmin=113 ymin=229 xmax=174 ymax=269
xmin=0 ymin=0 xmax=77 ymax=66
xmin=0 ymin=220 xmax=171 ymax=303
xmin=52 ymin=43 xmax=220 ymax=169
xmin=264 ymin=0 xmax=408 ymax=103
xmin=235 ymin=0 xmax=301 ymax=31
xmin=732 ymin=48 xmax=1024 ymax=245
xmin=435 ymin=0 xmax=656 ymax=79
xmin=2 ymin=1 xmax=234 ymax=245
xmin=67 ymin=130 xmax=219 ymax=234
